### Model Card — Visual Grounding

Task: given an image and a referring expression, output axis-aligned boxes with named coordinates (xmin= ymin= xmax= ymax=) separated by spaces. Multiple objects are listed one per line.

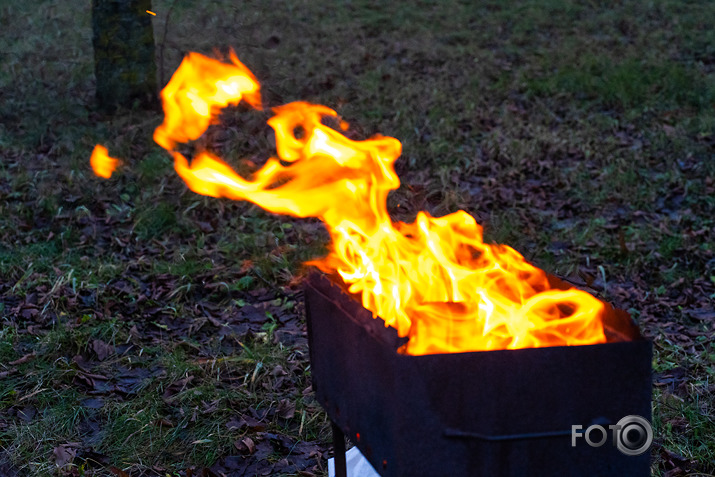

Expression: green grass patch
xmin=525 ymin=56 xmax=714 ymax=113
xmin=133 ymin=201 xmax=183 ymax=240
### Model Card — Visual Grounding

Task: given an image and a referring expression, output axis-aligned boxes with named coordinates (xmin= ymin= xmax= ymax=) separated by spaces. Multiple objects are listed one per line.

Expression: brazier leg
xmin=331 ymin=420 xmax=347 ymax=477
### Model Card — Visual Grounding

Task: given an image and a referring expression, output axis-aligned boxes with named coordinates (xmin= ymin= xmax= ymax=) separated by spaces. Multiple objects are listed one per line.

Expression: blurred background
xmin=0 ymin=0 xmax=713 ymax=475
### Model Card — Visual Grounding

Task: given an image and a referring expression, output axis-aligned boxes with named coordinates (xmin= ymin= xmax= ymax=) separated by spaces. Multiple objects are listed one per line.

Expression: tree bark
xmin=92 ymin=0 xmax=158 ymax=113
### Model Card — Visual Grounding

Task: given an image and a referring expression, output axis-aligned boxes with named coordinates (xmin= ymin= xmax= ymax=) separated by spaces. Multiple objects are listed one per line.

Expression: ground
xmin=0 ymin=0 xmax=713 ymax=475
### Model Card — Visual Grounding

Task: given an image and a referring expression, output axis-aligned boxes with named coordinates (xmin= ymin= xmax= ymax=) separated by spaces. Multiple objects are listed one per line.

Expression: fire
xmin=152 ymin=50 xmax=261 ymax=152
xmin=90 ymin=144 xmax=120 ymax=179
xmin=93 ymin=51 xmax=607 ymax=355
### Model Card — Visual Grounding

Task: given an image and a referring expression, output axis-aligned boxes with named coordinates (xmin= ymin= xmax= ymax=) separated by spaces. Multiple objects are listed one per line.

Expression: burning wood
xmin=92 ymin=50 xmax=611 ymax=355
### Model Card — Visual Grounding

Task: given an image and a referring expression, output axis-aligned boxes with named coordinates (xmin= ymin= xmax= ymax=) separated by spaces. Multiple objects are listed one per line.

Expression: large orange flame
xmin=94 ymin=51 xmax=606 ymax=355
xmin=153 ymin=50 xmax=261 ymax=152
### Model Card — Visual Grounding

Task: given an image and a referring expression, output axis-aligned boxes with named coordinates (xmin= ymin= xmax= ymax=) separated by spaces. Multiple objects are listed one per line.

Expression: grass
xmin=0 ymin=0 xmax=713 ymax=475
xmin=651 ymin=333 xmax=715 ymax=469
xmin=1 ymin=316 xmax=326 ymax=475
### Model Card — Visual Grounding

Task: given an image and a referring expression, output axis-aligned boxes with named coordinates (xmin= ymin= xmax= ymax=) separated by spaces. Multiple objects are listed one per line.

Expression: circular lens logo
xmin=615 ymin=415 xmax=653 ymax=456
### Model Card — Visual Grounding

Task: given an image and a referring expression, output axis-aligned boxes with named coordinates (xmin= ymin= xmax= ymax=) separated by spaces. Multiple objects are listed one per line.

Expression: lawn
xmin=0 ymin=0 xmax=713 ymax=475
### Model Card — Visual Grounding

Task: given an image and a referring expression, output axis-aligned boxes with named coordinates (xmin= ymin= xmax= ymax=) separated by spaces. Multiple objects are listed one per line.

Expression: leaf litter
xmin=1 ymin=0 xmax=714 ymax=474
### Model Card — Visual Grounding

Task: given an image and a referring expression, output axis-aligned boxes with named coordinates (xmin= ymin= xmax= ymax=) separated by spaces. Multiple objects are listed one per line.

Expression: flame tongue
xmin=153 ymin=50 xmax=261 ymax=151
xmin=90 ymin=144 xmax=121 ymax=178
xmin=98 ymin=50 xmax=607 ymax=355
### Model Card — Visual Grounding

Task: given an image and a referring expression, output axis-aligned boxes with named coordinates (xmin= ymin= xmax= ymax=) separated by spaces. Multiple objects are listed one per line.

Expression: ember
xmin=93 ymin=50 xmax=607 ymax=355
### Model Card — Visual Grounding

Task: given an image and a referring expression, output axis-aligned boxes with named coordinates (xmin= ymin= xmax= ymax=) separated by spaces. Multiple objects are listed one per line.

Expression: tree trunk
xmin=92 ymin=0 xmax=158 ymax=113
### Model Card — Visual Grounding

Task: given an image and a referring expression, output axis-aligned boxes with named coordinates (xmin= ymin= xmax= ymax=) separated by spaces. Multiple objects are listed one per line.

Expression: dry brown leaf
xmin=9 ymin=352 xmax=36 ymax=366
xmin=92 ymin=339 xmax=115 ymax=361
xmin=277 ymin=399 xmax=296 ymax=419
xmin=53 ymin=444 xmax=76 ymax=469
xmin=235 ymin=436 xmax=256 ymax=455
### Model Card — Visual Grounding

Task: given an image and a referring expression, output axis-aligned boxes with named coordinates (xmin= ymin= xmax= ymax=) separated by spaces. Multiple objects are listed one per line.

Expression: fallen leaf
xmin=81 ymin=397 xmax=104 ymax=409
xmin=197 ymin=221 xmax=214 ymax=232
xmin=53 ymin=444 xmax=76 ymax=469
xmin=277 ymin=399 xmax=296 ymax=419
xmin=685 ymin=308 xmax=715 ymax=321
xmin=235 ymin=436 xmax=256 ymax=455
xmin=78 ymin=449 xmax=111 ymax=467
xmin=271 ymin=365 xmax=288 ymax=377
xmin=201 ymin=399 xmax=220 ymax=414
xmin=0 ymin=368 xmax=17 ymax=378
xmin=92 ymin=339 xmax=114 ymax=361
xmin=226 ymin=417 xmax=247 ymax=431
xmin=155 ymin=418 xmax=175 ymax=428
xmin=241 ymin=415 xmax=266 ymax=431
xmin=163 ymin=375 xmax=195 ymax=399
xmin=109 ymin=467 xmax=131 ymax=477
xmin=18 ymin=406 xmax=36 ymax=422
xmin=263 ymin=34 xmax=281 ymax=49
xmin=9 ymin=352 xmax=36 ymax=366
